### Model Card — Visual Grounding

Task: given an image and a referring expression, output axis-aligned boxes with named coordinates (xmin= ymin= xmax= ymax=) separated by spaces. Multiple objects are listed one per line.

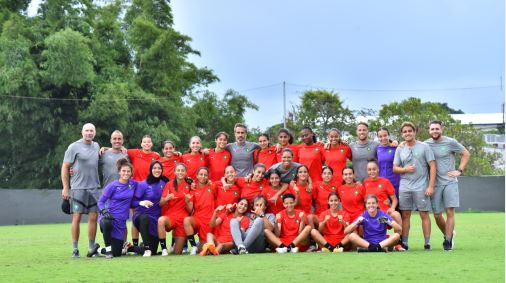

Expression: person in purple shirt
xmin=344 ymin=194 xmax=401 ymax=252
xmin=98 ymin=158 xmax=138 ymax=258
xmin=376 ymin=127 xmax=400 ymax=198
xmin=132 ymin=161 xmax=168 ymax=257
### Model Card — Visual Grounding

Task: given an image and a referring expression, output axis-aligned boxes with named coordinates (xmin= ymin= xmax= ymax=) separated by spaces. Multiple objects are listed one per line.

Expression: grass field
xmin=0 ymin=212 xmax=503 ymax=283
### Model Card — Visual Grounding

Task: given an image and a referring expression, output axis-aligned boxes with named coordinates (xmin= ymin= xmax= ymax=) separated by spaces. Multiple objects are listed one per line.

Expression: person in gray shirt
xmin=226 ymin=123 xmax=260 ymax=177
xmin=350 ymin=122 xmax=380 ymax=182
xmin=393 ymin=122 xmax=436 ymax=251
xmin=61 ymin=123 xmax=101 ymax=258
xmin=100 ymin=130 xmax=128 ymax=187
xmin=425 ymin=120 xmax=470 ymax=251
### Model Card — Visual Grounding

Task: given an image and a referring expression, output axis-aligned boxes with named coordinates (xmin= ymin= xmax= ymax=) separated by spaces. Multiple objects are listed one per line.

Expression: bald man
xmin=61 ymin=123 xmax=101 ymax=258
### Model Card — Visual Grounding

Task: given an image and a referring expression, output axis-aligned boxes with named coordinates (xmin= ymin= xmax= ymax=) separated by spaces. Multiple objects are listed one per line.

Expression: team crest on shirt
xmin=207 ymin=188 xmax=212 ymax=193
xmin=234 ymin=191 xmax=238 ymax=196
xmin=388 ymin=149 xmax=393 ymax=154
xmin=259 ymin=185 xmax=263 ymax=190
xmin=314 ymin=148 xmax=319 ymax=152
xmin=367 ymin=148 xmax=371 ymax=151
xmin=151 ymin=158 xmax=155 ymax=161
xmin=340 ymin=148 xmax=344 ymax=153
xmin=295 ymin=219 xmax=300 ymax=224
xmin=354 ymin=190 xmax=359 ymax=195
xmin=378 ymin=184 xmax=383 ymax=188
xmin=200 ymin=157 xmax=203 ymax=161
xmin=223 ymin=155 xmax=228 ymax=159
xmin=331 ymin=186 xmax=336 ymax=191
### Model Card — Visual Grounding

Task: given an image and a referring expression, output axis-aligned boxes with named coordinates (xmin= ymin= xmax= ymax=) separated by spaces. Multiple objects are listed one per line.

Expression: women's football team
xmin=97 ymin=127 xmax=403 ymax=258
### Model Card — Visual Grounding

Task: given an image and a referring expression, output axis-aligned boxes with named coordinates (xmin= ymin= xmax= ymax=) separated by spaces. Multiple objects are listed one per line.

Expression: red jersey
xmin=127 ymin=149 xmax=160 ymax=181
xmin=213 ymin=181 xmax=241 ymax=207
xmin=182 ymin=152 xmax=208 ymax=181
xmin=289 ymin=182 xmax=314 ymax=214
xmin=337 ymin=183 xmax=366 ymax=221
xmin=253 ymin=146 xmax=278 ymax=169
xmin=207 ymin=149 xmax=231 ymax=182
xmin=323 ymin=144 xmax=352 ymax=184
xmin=236 ymin=177 xmax=268 ymax=207
xmin=160 ymin=155 xmax=182 ymax=180
xmin=278 ymin=209 xmax=305 ymax=241
xmin=276 ymin=144 xmax=300 ymax=163
xmin=192 ymin=183 xmax=216 ymax=219
xmin=262 ymin=185 xmax=285 ymax=214
xmin=298 ymin=143 xmax=324 ymax=182
xmin=215 ymin=212 xmax=249 ymax=243
xmin=363 ymin=177 xmax=396 ymax=211
xmin=313 ymin=181 xmax=340 ymax=215
xmin=161 ymin=181 xmax=191 ymax=218
xmin=318 ymin=209 xmax=347 ymax=245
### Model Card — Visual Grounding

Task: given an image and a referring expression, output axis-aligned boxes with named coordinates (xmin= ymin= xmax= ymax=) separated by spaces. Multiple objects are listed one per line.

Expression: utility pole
xmin=283 ymin=81 xmax=286 ymax=128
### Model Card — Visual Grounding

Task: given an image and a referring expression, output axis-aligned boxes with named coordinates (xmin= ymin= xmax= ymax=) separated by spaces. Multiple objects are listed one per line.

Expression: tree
xmin=369 ymin=97 xmax=503 ymax=176
xmin=293 ymin=90 xmax=355 ymax=140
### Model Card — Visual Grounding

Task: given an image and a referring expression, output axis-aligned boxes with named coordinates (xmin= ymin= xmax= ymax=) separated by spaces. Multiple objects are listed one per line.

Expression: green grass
xmin=0 ymin=213 xmax=503 ymax=283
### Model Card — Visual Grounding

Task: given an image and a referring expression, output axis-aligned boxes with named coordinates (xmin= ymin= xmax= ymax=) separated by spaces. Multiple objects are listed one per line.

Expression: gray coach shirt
xmin=425 ymin=137 xmax=465 ymax=186
xmin=267 ymin=162 xmax=302 ymax=184
xmin=63 ymin=139 xmax=100 ymax=190
xmin=394 ymin=141 xmax=435 ymax=191
xmin=226 ymin=142 xmax=260 ymax=177
xmin=350 ymin=140 xmax=379 ymax=182
xmin=99 ymin=149 xmax=128 ymax=187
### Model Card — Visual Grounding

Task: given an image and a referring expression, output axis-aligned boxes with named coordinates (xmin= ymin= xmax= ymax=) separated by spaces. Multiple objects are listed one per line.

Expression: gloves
xmin=377 ymin=216 xmax=391 ymax=225
xmin=100 ymin=209 xmax=114 ymax=220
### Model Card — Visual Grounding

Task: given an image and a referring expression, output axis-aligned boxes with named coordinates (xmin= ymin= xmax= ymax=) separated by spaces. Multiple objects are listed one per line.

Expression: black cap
xmin=61 ymin=199 xmax=71 ymax=215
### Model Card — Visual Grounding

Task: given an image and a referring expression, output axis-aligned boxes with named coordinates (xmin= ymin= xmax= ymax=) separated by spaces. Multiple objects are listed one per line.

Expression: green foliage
xmin=369 ymin=97 xmax=503 ymax=176
xmin=293 ymin=90 xmax=355 ymax=140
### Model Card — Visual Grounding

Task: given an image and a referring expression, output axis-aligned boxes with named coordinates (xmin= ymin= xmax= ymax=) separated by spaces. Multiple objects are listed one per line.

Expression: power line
xmin=238 ymin=82 xmax=282 ymax=92
xmin=286 ymin=82 xmax=501 ymax=92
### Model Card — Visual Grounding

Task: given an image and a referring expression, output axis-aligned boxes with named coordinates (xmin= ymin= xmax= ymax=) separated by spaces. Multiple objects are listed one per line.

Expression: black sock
xmin=310 ymin=239 xmax=316 ymax=246
xmin=368 ymin=243 xmax=378 ymax=251
xmin=324 ymin=243 xmax=334 ymax=251
xmin=187 ymin=236 xmax=197 ymax=247
xmin=132 ymin=239 xmax=139 ymax=247
xmin=279 ymin=243 xmax=286 ymax=248
xmin=288 ymin=243 xmax=296 ymax=249
xmin=337 ymin=242 xmax=344 ymax=248
xmin=160 ymin=239 xmax=167 ymax=250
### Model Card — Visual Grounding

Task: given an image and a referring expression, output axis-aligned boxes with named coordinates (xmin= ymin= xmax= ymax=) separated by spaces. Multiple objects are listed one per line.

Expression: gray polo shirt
xmin=350 ymin=140 xmax=379 ymax=181
xmin=425 ymin=136 xmax=465 ymax=186
xmin=99 ymin=149 xmax=128 ymax=187
xmin=267 ymin=162 xmax=302 ymax=184
xmin=63 ymin=139 xmax=100 ymax=190
xmin=226 ymin=142 xmax=260 ymax=177
xmin=394 ymin=140 xmax=435 ymax=191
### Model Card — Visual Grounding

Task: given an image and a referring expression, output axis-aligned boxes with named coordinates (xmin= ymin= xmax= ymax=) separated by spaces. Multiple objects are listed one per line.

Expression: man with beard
xmin=393 ymin=122 xmax=436 ymax=251
xmin=425 ymin=120 xmax=470 ymax=251
xmin=226 ymin=123 xmax=260 ymax=177
xmin=350 ymin=122 xmax=380 ymax=182
xmin=100 ymin=130 xmax=128 ymax=187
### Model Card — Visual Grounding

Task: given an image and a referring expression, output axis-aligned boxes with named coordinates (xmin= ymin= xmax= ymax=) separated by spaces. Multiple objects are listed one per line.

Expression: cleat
xmin=424 ymin=244 xmax=431 ymax=251
xmin=208 ymin=244 xmax=219 ymax=256
xmin=229 ymin=248 xmax=238 ymax=255
xmin=400 ymin=242 xmax=409 ymax=251
xmin=72 ymin=249 xmax=80 ymax=258
xmin=86 ymin=243 xmax=100 ymax=258
xmin=333 ymin=247 xmax=344 ymax=253
xmin=321 ymin=247 xmax=331 ymax=253
xmin=394 ymin=244 xmax=406 ymax=252
xmin=122 ymin=242 xmax=132 ymax=255
xmin=182 ymin=246 xmax=188 ymax=254
xmin=306 ymin=245 xmax=317 ymax=252
xmin=443 ymin=240 xmax=452 ymax=251
xmin=238 ymin=246 xmax=248 ymax=255
xmin=105 ymin=251 xmax=113 ymax=259
xmin=275 ymin=247 xmax=288 ymax=253
xmin=199 ymin=243 xmax=209 ymax=256
xmin=357 ymin=247 xmax=370 ymax=253
xmin=161 ymin=249 xmax=169 ymax=256
xmin=190 ymin=246 xmax=198 ymax=256
xmin=290 ymin=247 xmax=299 ymax=253
xmin=143 ymin=250 xmax=152 ymax=257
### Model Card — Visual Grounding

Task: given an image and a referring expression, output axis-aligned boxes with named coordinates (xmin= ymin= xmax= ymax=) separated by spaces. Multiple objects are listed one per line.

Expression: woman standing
xmin=297 ymin=127 xmax=324 ymax=182
xmin=253 ymin=133 xmax=277 ymax=169
xmin=131 ymin=161 xmax=168 ymax=257
xmin=127 ymin=135 xmax=160 ymax=182
xmin=182 ymin=136 xmax=208 ymax=181
xmin=98 ymin=158 xmax=138 ymax=258
xmin=276 ymin=128 xmax=299 ymax=163
xmin=160 ymin=140 xmax=182 ymax=181
xmin=323 ymin=128 xmax=352 ymax=184
xmin=208 ymin=132 xmax=231 ymax=182
xmin=376 ymin=127 xmax=400 ymax=198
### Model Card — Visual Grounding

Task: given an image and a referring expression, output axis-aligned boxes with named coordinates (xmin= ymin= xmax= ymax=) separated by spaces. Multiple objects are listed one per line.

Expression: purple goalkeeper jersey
xmin=356 ymin=210 xmax=392 ymax=244
xmin=132 ymin=179 xmax=166 ymax=236
xmin=98 ymin=180 xmax=137 ymax=240
xmin=377 ymin=145 xmax=400 ymax=194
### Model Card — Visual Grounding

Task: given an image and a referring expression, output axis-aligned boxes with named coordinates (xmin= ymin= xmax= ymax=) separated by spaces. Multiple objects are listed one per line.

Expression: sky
xmin=28 ymin=0 xmax=505 ymax=131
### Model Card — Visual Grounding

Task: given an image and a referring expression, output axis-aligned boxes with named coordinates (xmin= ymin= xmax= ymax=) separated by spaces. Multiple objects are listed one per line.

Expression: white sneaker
xmin=121 ymin=242 xmax=131 ymax=255
xmin=290 ymin=247 xmax=299 ymax=253
xmin=275 ymin=247 xmax=288 ymax=253
xmin=161 ymin=249 xmax=169 ymax=256
xmin=143 ymin=250 xmax=152 ymax=257
xmin=190 ymin=246 xmax=198 ymax=256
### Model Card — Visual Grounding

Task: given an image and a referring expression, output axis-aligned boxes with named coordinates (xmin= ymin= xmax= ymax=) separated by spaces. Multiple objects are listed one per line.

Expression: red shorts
xmin=193 ymin=216 xmax=211 ymax=241
xmin=216 ymin=232 xmax=232 ymax=244
xmin=324 ymin=234 xmax=345 ymax=246
xmin=280 ymin=235 xmax=308 ymax=251
xmin=165 ymin=215 xmax=186 ymax=238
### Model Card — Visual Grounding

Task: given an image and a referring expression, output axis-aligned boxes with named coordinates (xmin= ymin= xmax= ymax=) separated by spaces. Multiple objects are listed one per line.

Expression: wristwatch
xmin=457 ymin=168 xmax=463 ymax=173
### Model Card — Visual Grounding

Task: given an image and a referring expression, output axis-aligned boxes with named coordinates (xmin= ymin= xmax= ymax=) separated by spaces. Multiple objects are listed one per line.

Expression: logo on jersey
xmin=295 ymin=219 xmax=300 ymax=224
xmin=340 ymin=148 xmax=344 ymax=153
xmin=259 ymin=185 xmax=263 ymax=190
xmin=200 ymin=157 xmax=203 ymax=161
xmin=354 ymin=190 xmax=359 ymax=195
xmin=223 ymin=155 xmax=228 ymax=159
xmin=331 ymin=186 xmax=336 ymax=191
xmin=367 ymin=148 xmax=371 ymax=151
xmin=388 ymin=149 xmax=392 ymax=154
xmin=378 ymin=184 xmax=383 ymax=188
xmin=234 ymin=191 xmax=238 ymax=196
xmin=268 ymin=150 xmax=272 ymax=154
xmin=314 ymin=148 xmax=319 ymax=152
xmin=207 ymin=188 xmax=212 ymax=193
